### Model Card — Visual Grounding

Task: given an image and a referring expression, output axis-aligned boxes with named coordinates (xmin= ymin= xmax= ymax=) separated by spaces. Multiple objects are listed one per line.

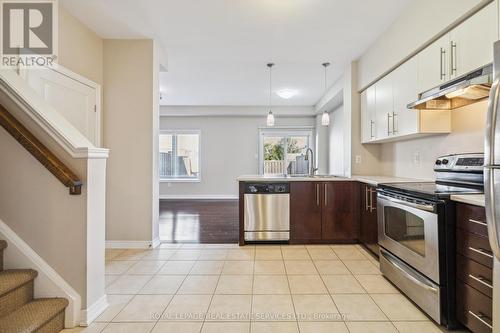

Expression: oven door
xmin=377 ymin=192 xmax=440 ymax=283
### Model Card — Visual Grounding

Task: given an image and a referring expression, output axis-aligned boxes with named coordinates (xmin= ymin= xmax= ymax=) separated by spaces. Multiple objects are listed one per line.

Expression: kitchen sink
xmin=285 ymin=174 xmax=345 ymax=179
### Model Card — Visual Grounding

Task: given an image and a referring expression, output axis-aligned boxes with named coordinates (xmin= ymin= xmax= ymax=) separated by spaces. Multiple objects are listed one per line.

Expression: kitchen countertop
xmin=450 ymin=194 xmax=485 ymax=207
xmin=236 ymin=174 xmax=428 ymax=186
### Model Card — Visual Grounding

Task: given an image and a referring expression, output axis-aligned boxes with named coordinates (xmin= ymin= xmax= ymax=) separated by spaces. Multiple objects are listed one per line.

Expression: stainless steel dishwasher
xmin=244 ymin=183 xmax=290 ymax=241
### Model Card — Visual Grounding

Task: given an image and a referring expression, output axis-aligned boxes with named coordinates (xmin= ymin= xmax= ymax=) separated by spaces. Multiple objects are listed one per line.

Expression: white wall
xmin=160 ymin=110 xmax=316 ymax=198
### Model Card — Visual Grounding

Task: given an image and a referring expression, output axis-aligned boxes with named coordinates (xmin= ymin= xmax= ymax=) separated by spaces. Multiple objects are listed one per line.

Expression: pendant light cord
xmin=267 ymin=63 xmax=274 ymax=111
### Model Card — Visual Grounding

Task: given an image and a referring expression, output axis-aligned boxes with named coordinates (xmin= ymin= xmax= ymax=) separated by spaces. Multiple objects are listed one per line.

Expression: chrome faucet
xmin=304 ymin=148 xmax=318 ymax=176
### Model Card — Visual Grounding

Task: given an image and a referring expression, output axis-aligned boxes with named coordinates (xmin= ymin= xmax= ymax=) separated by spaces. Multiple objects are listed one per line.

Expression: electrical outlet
xmin=355 ymin=155 xmax=362 ymax=164
xmin=413 ymin=151 xmax=421 ymax=166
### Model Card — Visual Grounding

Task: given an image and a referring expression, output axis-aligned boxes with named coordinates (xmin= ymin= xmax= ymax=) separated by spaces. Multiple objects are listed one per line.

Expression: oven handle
xmin=378 ymin=194 xmax=435 ymax=212
xmin=380 ymin=249 xmax=438 ymax=294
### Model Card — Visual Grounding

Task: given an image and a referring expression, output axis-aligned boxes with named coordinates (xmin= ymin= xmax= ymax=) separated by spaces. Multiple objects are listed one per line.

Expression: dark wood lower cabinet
xmin=290 ymin=181 xmax=358 ymax=243
xmin=359 ymin=183 xmax=378 ymax=255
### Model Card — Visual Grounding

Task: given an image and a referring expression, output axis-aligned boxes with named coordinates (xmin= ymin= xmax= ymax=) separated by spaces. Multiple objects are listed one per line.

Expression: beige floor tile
xmin=159 ymin=243 xmax=183 ymax=249
xmin=354 ymin=275 xmax=399 ymax=293
xmin=307 ymin=247 xmax=339 ymax=260
xmin=281 ymin=248 xmax=311 ymax=260
xmin=250 ymin=322 xmax=299 ymax=333
xmin=105 ymin=249 xmax=126 ymax=261
xmin=113 ymin=249 xmax=149 ymax=261
xmin=206 ymin=295 xmax=252 ymax=321
xmin=322 ymin=275 xmax=366 ymax=294
xmin=252 ymin=295 xmax=295 ymax=321
xmin=332 ymin=248 xmax=366 ymax=260
xmin=254 ymin=261 xmax=286 ymax=275
xmin=61 ymin=322 xmax=107 ymax=333
xmin=346 ymin=321 xmax=398 ymax=333
xmin=343 ymin=260 xmax=380 ymax=275
xmin=205 ymin=244 xmax=239 ymax=249
xmin=331 ymin=294 xmax=387 ymax=321
xmin=161 ymin=295 xmax=212 ymax=321
xmin=106 ymin=275 xmax=152 ymax=294
xmin=178 ymin=275 xmax=219 ymax=294
xmin=198 ymin=250 xmax=228 ymax=261
xmin=222 ymin=261 xmax=254 ymax=274
xmin=151 ymin=322 xmax=203 ymax=333
xmin=181 ymin=244 xmax=206 ymax=249
xmin=357 ymin=247 xmax=378 ymax=260
xmin=126 ymin=260 xmax=166 ymax=275
xmin=314 ymin=260 xmax=350 ymax=275
xmin=105 ymin=275 xmax=119 ymax=287
xmin=113 ymin=294 xmax=172 ymax=322
xmin=371 ymin=294 xmax=428 ymax=321
xmin=141 ymin=250 xmax=176 ymax=261
xmin=101 ymin=323 xmax=155 ymax=333
xmin=158 ymin=261 xmax=195 ymax=275
xmin=292 ymin=295 xmax=340 ymax=321
xmin=201 ymin=322 xmax=250 ymax=333
xmin=139 ymin=275 xmax=186 ymax=294
xmin=392 ymin=321 xmax=443 ymax=333
xmin=253 ymin=275 xmax=290 ymax=294
xmin=255 ymin=248 xmax=283 ymax=260
xmin=284 ymin=260 xmax=317 ymax=275
xmin=105 ymin=261 xmax=136 ymax=275
xmin=288 ymin=275 xmax=328 ymax=294
xmin=190 ymin=261 xmax=224 ymax=275
xmin=226 ymin=249 xmax=255 ymax=261
xmin=298 ymin=322 xmax=349 ymax=333
xmin=95 ymin=295 xmax=134 ymax=322
xmin=216 ymin=275 xmax=253 ymax=294
xmin=170 ymin=250 xmax=202 ymax=260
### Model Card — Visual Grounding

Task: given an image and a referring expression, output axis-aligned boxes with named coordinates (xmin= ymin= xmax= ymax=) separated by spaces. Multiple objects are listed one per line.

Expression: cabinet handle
xmin=316 ymin=184 xmax=320 ymax=206
xmin=468 ymin=274 xmax=493 ymax=289
xmin=324 ymin=184 xmax=328 ymax=206
xmin=468 ymin=311 xmax=493 ymax=329
xmin=387 ymin=113 xmax=393 ymax=135
xmin=468 ymin=246 xmax=494 ymax=259
xmin=440 ymin=48 xmax=446 ymax=80
xmin=365 ymin=187 xmax=370 ymax=211
xmin=450 ymin=41 xmax=457 ymax=75
xmin=392 ymin=112 xmax=397 ymax=135
xmin=370 ymin=120 xmax=375 ymax=139
xmin=468 ymin=218 xmax=487 ymax=227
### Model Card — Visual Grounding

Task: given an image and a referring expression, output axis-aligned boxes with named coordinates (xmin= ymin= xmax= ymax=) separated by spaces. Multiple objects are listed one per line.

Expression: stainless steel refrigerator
xmin=485 ymin=40 xmax=500 ymax=332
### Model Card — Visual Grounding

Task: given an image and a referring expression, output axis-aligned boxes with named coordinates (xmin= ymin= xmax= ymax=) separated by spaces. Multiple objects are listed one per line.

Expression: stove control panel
xmin=434 ymin=153 xmax=484 ymax=172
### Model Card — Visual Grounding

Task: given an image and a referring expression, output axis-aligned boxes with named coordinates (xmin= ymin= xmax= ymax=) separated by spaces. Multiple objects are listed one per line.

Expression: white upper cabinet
xmin=375 ymin=74 xmax=393 ymax=140
xmin=417 ymin=34 xmax=450 ymax=93
xmin=392 ymin=57 xmax=419 ymax=136
xmin=449 ymin=1 xmax=497 ymax=79
xmin=361 ymin=85 xmax=376 ymax=143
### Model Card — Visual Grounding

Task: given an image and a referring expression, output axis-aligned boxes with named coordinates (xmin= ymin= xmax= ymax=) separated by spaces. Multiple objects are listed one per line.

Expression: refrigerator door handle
xmin=485 ymin=168 xmax=500 ymax=259
xmin=485 ymin=77 xmax=500 ymax=166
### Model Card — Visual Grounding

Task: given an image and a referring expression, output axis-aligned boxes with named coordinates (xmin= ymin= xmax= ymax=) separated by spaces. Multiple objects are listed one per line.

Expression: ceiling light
xmin=276 ymin=89 xmax=298 ymax=99
xmin=267 ymin=63 xmax=275 ymax=127
xmin=321 ymin=62 xmax=330 ymax=127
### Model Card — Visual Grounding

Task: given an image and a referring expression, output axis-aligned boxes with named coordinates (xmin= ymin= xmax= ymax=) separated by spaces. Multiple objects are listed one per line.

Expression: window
xmin=159 ymin=131 xmax=200 ymax=181
xmin=259 ymin=128 xmax=314 ymax=175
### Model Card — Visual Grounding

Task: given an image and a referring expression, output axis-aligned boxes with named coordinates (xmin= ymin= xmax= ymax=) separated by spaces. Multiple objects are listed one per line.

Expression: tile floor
xmin=63 ymin=244 xmax=451 ymax=333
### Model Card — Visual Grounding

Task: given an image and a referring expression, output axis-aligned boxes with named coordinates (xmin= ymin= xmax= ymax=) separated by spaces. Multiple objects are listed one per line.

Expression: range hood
xmin=407 ymin=64 xmax=493 ymax=110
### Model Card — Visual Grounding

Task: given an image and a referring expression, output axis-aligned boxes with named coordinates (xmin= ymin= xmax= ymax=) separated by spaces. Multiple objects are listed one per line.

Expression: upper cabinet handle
xmin=451 ymin=41 xmax=457 ymax=75
xmin=440 ymin=48 xmax=446 ymax=80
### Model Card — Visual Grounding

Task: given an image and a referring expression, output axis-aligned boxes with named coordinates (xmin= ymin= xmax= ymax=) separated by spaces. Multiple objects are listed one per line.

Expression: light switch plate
xmin=413 ymin=151 xmax=421 ymax=166
xmin=355 ymin=155 xmax=362 ymax=164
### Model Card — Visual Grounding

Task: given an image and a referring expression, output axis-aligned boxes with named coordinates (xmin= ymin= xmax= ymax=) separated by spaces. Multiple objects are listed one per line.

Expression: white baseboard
xmin=0 ymin=218 xmax=82 ymax=327
xmin=105 ymin=240 xmax=156 ymax=249
xmin=80 ymin=294 xmax=108 ymax=326
xmin=151 ymin=237 xmax=161 ymax=249
xmin=159 ymin=195 xmax=238 ymax=200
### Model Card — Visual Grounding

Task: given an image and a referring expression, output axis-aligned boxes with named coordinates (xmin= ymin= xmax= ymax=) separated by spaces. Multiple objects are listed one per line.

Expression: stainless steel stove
xmin=377 ymin=153 xmax=484 ymax=329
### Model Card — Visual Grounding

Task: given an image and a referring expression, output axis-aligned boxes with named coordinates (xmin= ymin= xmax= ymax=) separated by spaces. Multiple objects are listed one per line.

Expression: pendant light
xmin=321 ymin=62 xmax=330 ymax=126
xmin=266 ymin=63 xmax=275 ymax=127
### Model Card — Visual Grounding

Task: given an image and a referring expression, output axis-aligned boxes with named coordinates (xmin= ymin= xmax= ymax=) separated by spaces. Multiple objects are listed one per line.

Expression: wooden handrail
xmin=0 ymin=104 xmax=82 ymax=195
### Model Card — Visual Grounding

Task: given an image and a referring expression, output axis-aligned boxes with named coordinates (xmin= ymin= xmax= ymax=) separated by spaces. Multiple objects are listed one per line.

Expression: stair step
xmin=0 ymin=298 xmax=68 ymax=333
xmin=0 ymin=269 xmax=37 ymax=317
xmin=0 ymin=240 xmax=6 ymax=271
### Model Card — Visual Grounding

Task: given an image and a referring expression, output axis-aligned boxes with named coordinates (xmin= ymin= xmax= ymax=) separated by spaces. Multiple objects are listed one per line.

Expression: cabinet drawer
xmin=457 ymin=203 xmax=488 ymax=237
xmin=456 ymin=228 xmax=493 ymax=268
xmin=456 ymin=254 xmax=493 ymax=298
xmin=457 ymin=281 xmax=492 ymax=333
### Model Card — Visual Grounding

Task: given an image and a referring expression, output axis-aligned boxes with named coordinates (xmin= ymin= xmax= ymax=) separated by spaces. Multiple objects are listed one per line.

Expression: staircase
xmin=0 ymin=240 xmax=68 ymax=333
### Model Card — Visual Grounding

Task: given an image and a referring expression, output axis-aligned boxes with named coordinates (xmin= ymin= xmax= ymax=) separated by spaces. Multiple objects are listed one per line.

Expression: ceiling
xmin=61 ymin=0 xmax=413 ymax=106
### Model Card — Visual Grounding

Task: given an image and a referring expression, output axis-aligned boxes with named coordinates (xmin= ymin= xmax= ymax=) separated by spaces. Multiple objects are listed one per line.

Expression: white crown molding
xmin=80 ymin=294 xmax=108 ymax=327
xmin=0 ymin=69 xmax=109 ymax=159
xmin=159 ymin=194 xmax=238 ymax=200
xmin=0 ymin=218 xmax=82 ymax=327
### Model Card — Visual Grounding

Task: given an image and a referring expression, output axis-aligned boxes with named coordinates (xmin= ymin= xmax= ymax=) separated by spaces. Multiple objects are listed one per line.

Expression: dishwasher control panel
xmin=245 ymin=183 xmax=289 ymax=194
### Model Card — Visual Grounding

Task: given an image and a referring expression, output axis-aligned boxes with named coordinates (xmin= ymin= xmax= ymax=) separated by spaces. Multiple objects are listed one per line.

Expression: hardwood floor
xmin=159 ymin=199 xmax=239 ymax=243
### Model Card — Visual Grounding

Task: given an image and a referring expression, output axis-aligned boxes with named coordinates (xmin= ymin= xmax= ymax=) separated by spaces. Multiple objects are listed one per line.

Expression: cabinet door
xmin=322 ymin=182 xmax=359 ymax=241
xmin=417 ymin=34 xmax=450 ymax=93
xmin=375 ymin=75 xmax=393 ymax=140
xmin=392 ymin=57 xmax=419 ymax=137
xmin=361 ymin=86 xmax=376 ymax=143
xmin=290 ymin=182 xmax=322 ymax=241
xmin=449 ymin=1 xmax=497 ymax=79
xmin=359 ymin=184 xmax=379 ymax=255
